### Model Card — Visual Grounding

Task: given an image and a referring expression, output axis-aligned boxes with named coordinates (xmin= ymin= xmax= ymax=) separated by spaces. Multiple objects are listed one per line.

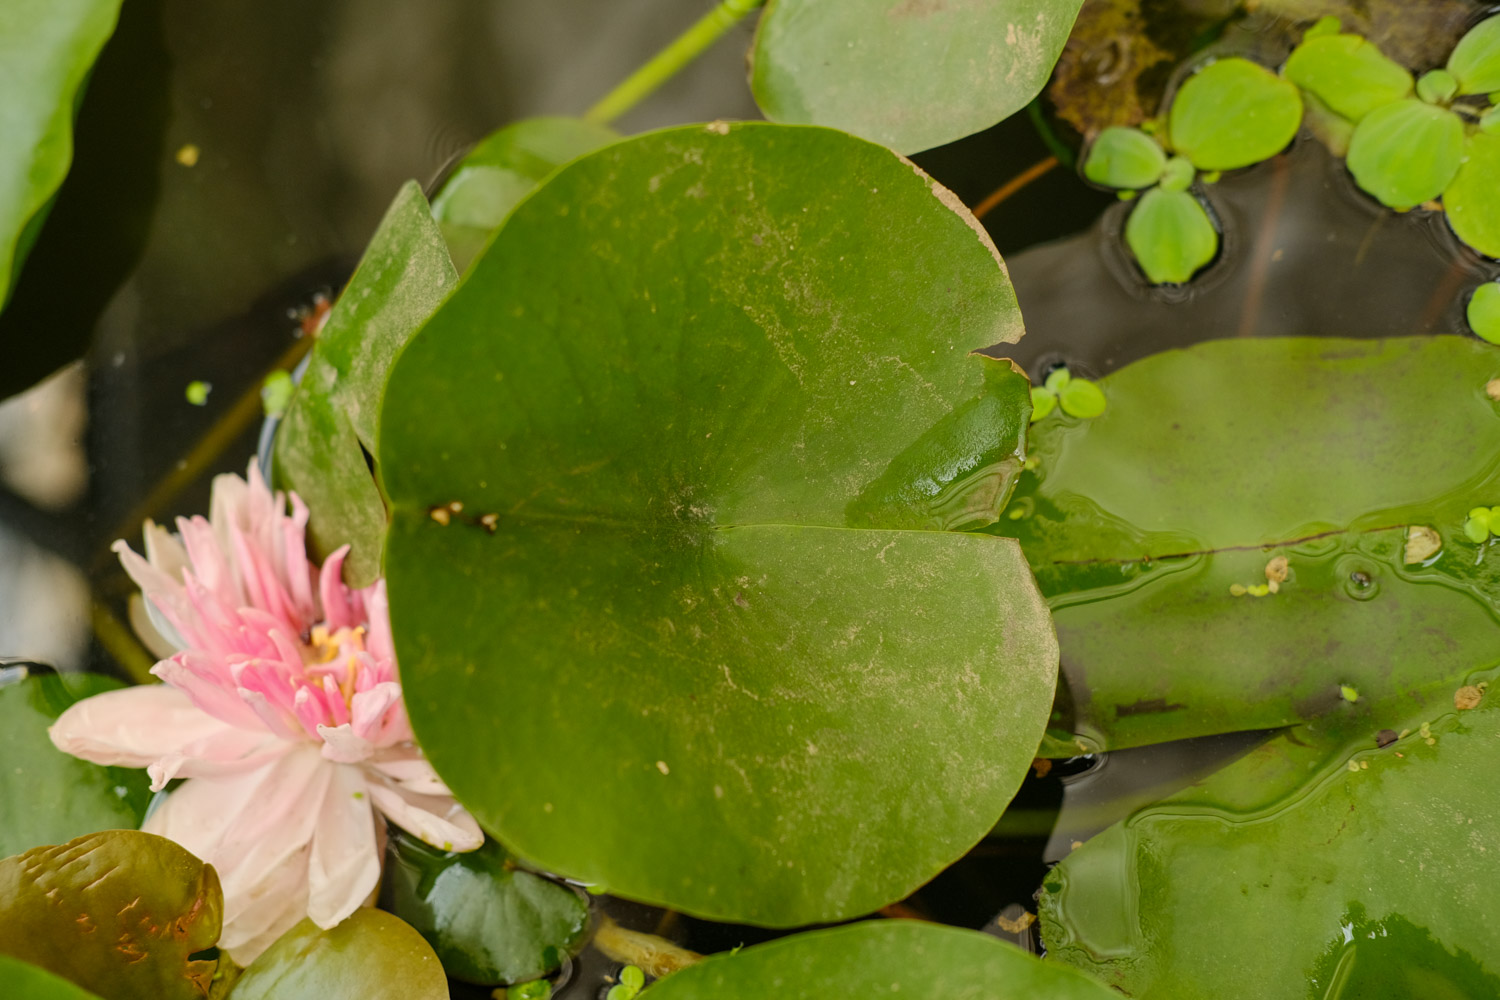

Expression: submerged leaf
xmin=0 ymin=831 xmax=222 ymax=1000
xmin=1346 ymin=98 xmax=1464 ymax=209
xmin=1167 ymin=57 xmax=1303 ymax=170
xmin=1283 ymin=32 xmax=1413 ymax=123
xmin=1040 ymin=670 xmax=1500 ymax=997
xmin=1123 ymin=187 xmax=1218 ymax=284
xmin=431 ymin=117 xmax=618 ymax=272
xmin=1083 ymin=127 xmax=1166 ymax=190
xmin=1444 ymin=130 xmax=1500 ymax=259
xmin=379 ymin=123 xmax=1057 ymax=925
xmin=1448 ymin=14 xmax=1500 ymax=96
xmin=749 ymin=0 xmax=1085 ymax=154
xmin=273 ymin=181 xmax=457 ymax=585
xmin=0 ymin=0 xmax=123 ymax=313
xmin=378 ymin=830 xmax=589 ymax=986
xmin=639 ymin=921 xmax=1117 ymax=999
xmin=226 ymin=911 xmax=446 ymax=1000
xmin=992 ymin=336 xmax=1500 ymax=751
xmin=0 ymin=671 xmax=151 ymax=859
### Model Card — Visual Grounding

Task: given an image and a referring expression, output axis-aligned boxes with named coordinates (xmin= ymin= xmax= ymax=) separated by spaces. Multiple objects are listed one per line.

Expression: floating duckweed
xmin=1448 ymin=14 xmax=1500 ymax=95
xmin=184 ymin=380 xmax=211 ymax=406
xmin=261 ymin=370 xmax=294 ymax=418
xmin=1346 ymin=758 xmax=1361 ymax=773
xmin=1416 ymin=68 xmax=1458 ymax=105
xmin=507 ymin=980 xmax=553 ymax=1000
xmin=1083 ymin=126 xmax=1167 ymax=190
xmin=607 ymin=966 xmax=646 ymax=1000
xmin=1031 ymin=368 xmax=1106 ymax=422
xmin=1246 ymin=583 xmax=1270 ymax=597
xmin=1029 ymin=385 xmax=1057 ymax=423
xmin=1463 ymin=506 xmax=1500 ymax=543
xmin=1340 ymin=684 xmax=1359 ymax=703
xmin=1229 ymin=583 xmax=1247 ymax=596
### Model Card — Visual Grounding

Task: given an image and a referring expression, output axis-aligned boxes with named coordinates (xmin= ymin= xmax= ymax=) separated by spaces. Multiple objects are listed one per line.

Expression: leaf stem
xmin=584 ymin=0 xmax=767 ymax=126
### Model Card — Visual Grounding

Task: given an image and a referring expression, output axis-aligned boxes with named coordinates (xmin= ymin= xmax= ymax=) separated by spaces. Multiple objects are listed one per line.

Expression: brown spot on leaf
xmin=1455 ymin=685 xmax=1483 ymax=710
xmin=1375 ymin=729 xmax=1398 ymax=748
xmin=1404 ymin=525 xmax=1442 ymax=564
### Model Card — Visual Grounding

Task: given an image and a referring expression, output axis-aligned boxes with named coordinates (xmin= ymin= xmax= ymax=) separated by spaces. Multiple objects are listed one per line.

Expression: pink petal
xmin=49 ymin=684 xmax=240 ymax=768
xmin=319 ymin=546 xmax=355 ymax=629
xmin=153 ymin=653 xmax=266 ymax=731
xmin=349 ymin=682 xmax=402 ymax=743
xmin=145 ymin=744 xmax=331 ymax=961
xmin=365 ymin=777 xmax=482 ymax=852
xmin=305 ymin=764 xmax=380 ymax=928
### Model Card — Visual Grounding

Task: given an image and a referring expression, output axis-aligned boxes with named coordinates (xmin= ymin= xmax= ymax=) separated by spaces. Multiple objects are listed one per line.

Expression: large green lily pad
xmin=640 ymin=921 xmax=1117 ymax=999
xmin=379 ymin=122 xmax=1057 ymax=925
xmin=0 ymin=830 xmax=222 ymax=1000
xmin=273 ymin=181 xmax=457 ymax=585
xmin=0 ymin=0 xmax=122 ymax=313
xmin=0 ymin=670 xmax=151 ymax=859
xmin=991 ymin=336 xmax=1500 ymax=751
xmin=0 ymin=956 xmax=105 ymax=1000
xmin=378 ymin=829 xmax=589 ymax=986
xmin=749 ymin=0 xmax=1084 ymax=155
xmin=431 ymin=117 xmax=618 ymax=271
xmin=226 ymin=910 xmax=446 ymax=1000
xmin=1038 ymin=668 xmax=1500 ymax=997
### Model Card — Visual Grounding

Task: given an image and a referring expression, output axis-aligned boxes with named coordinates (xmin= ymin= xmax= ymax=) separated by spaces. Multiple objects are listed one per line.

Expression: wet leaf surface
xmin=1448 ymin=14 xmax=1500 ymax=96
xmin=989 ymin=336 xmax=1500 ymax=751
xmin=639 ymin=920 xmax=1118 ymax=999
xmin=379 ymin=122 xmax=1058 ymax=926
xmin=431 ymin=117 xmax=618 ymax=272
xmin=273 ymin=181 xmax=457 ymax=585
xmin=0 ymin=0 xmax=123 ymax=313
xmin=0 ymin=672 xmax=151 ymax=860
xmin=378 ymin=829 xmax=589 ymax=986
xmin=0 ymin=830 xmax=222 ymax=1000
xmin=1039 ymin=668 xmax=1500 ymax=997
xmin=750 ymin=0 xmax=1084 ymax=154
xmin=226 ymin=910 xmax=446 ymax=1000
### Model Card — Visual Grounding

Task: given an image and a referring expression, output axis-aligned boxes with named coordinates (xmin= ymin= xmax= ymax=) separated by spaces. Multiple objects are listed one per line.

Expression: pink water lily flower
xmin=49 ymin=461 xmax=481 ymax=962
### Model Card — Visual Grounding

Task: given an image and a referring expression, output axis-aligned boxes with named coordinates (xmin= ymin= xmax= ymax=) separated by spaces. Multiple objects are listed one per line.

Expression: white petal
xmin=147 ymin=727 xmax=286 ymax=792
xmin=366 ymin=777 xmax=483 ymax=852
xmin=305 ymin=765 xmax=380 ymax=928
xmin=49 ymin=684 xmax=239 ymax=768
xmin=317 ymin=723 xmax=374 ymax=764
xmin=145 ymin=744 xmax=331 ymax=959
xmin=368 ymin=748 xmax=453 ymax=797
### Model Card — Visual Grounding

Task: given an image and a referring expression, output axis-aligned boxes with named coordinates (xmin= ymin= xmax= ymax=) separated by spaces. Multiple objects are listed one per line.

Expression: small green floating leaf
xmin=749 ymin=0 xmax=1086 ymax=154
xmin=1416 ymin=67 xmax=1459 ymax=104
xmin=505 ymin=982 xmax=553 ymax=1000
xmin=431 ymin=117 xmax=619 ymax=272
xmin=377 ymin=828 xmax=589 ymax=986
xmin=1082 ymin=127 xmax=1166 ymax=190
xmin=1058 ymin=377 xmax=1106 ymax=418
xmin=1158 ymin=155 xmax=1194 ymax=193
xmin=1284 ymin=32 xmax=1413 ymax=123
xmin=620 ymin=967 xmax=646 ymax=992
xmin=184 ymin=380 xmax=211 ymax=405
xmin=638 ymin=921 xmax=1118 ymax=1000
xmin=1303 ymin=15 xmax=1341 ymax=41
xmin=1339 ymin=683 xmax=1359 ymax=702
xmin=273 ymin=181 xmax=458 ymax=586
xmin=0 ymin=955 xmax=105 ymax=1000
xmin=1346 ymin=98 xmax=1464 ymax=208
xmin=1444 ymin=130 xmax=1500 ymax=259
xmin=227 ymin=911 xmax=446 ymax=1000
xmin=1168 ymin=57 xmax=1304 ymax=170
xmin=0 ymin=831 xmax=222 ymax=1000
xmin=1448 ymin=14 xmax=1500 ymax=96
xmin=0 ymin=671 xmax=151 ymax=859
xmin=1470 ymin=282 xmax=1500 ymax=344
xmin=1124 ymin=187 xmax=1218 ymax=284
xmin=1030 ymin=386 xmax=1058 ymax=422
xmin=380 ymin=123 xmax=1057 ymax=926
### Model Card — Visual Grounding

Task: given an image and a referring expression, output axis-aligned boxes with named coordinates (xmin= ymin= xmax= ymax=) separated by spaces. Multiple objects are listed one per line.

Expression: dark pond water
xmin=2 ymin=1 xmax=1497 ymax=996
